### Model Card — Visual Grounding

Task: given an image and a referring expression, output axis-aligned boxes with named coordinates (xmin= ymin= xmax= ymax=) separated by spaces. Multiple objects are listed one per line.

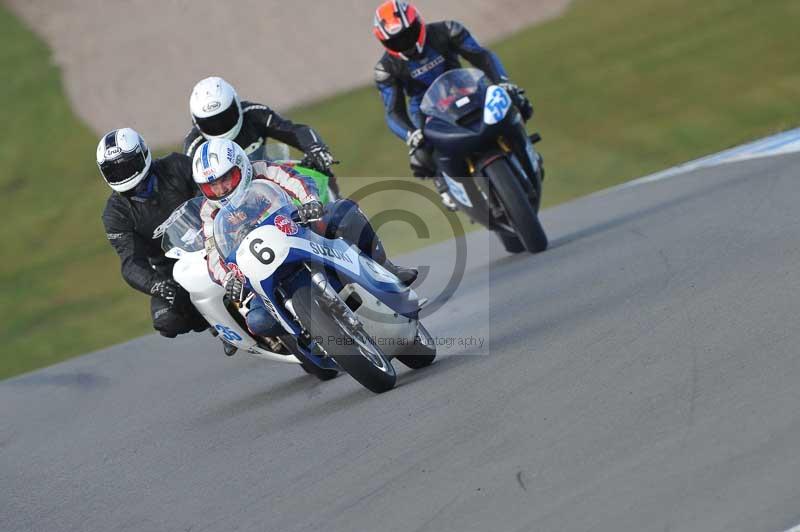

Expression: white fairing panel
xmin=484 ymin=85 xmax=512 ymax=125
xmin=172 ymin=248 xmax=299 ymax=363
xmin=442 ymin=172 xmax=473 ymax=207
xmin=172 ymin=250 xmax=258 ymax=352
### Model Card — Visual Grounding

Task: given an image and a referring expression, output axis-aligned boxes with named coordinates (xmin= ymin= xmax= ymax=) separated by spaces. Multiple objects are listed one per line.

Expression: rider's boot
xmin=382 ymin=259 xmax=419 ymax=287
xmin=373 ymin=243 xmax=419 ymax=286
xmin=432 ymin=176 xmax=458 ymax=211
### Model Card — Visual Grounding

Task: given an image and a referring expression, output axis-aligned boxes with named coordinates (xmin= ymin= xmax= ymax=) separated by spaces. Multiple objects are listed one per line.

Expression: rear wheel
xmin=291 ymin=285 xmax=396 ymax=393
xmin=396 ymin=322 xmax=437 ymax=369
xmin=485 ymin=158 xmax=548 ymax=253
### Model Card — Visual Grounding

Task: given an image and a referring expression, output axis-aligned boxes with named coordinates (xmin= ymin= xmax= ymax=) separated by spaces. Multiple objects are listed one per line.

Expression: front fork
xmin=283 ymin=266 xmax=363 ymax=352
xmin=310 ymin=271 xmax=360 ymax=331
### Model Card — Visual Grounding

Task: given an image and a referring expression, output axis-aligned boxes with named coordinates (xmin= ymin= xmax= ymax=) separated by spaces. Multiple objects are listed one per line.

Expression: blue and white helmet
xmin=190 ymin=77 xmax=243 ymax=141
xmin=96 ymin=128 xmax=152 ymax=193
xmin=192 ymin=138 xmax=253 ymax=209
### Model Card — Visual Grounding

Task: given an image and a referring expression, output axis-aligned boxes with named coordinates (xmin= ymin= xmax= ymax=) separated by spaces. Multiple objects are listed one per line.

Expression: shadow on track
xmin=244 ymin=356 xmax=479 ymax=429
xmin=4 ymin=371 xmax=111 ymax=390
xmin=189 ymin=373 xmax=329 ymax=427
xmin=396 ymin=353 xmax=482 ymax=387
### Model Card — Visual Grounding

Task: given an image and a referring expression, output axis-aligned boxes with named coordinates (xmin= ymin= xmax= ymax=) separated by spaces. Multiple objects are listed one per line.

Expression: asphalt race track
xmin=4 ymin=152 xmax=800 ymax=532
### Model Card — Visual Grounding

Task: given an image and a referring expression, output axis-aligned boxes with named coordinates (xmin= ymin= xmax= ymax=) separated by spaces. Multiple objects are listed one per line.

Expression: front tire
xmin=485 ymin=158 xmax=548 ymax=253
xmin=291 ymin=285 xmax=396 ymax=393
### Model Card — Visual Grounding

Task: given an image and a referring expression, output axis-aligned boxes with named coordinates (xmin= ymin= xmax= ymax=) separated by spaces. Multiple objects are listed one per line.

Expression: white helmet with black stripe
xmin=190 ymin=77 xmax=243 ymax=141
xmin=96 ymin=128 xmax=152 ymax=193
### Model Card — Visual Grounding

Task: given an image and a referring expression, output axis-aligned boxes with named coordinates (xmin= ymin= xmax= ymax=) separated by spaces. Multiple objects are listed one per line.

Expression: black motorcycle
xmin=420 ymin=68 xmax=547 ymax=253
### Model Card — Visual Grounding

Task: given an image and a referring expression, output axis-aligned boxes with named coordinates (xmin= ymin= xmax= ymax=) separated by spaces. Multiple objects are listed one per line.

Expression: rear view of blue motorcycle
xmin=420 ymin=68 xmax=547 ymax=253
xmin=214 ymin=181 xmax=436 ymax=393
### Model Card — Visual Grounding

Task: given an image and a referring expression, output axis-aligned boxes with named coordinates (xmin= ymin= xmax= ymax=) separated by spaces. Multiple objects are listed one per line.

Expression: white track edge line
xmin=588 ymin=127 xmax=800 ymax=199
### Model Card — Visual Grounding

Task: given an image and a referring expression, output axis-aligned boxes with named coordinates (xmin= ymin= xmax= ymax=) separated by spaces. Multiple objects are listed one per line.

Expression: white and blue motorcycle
xmin=163 ymin=181 xmax=436 ymax=393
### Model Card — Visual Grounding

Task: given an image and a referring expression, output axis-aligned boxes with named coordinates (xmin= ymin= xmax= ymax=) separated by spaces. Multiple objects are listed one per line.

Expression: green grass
xmin=1 ymin=0 xmax=799 ymax=379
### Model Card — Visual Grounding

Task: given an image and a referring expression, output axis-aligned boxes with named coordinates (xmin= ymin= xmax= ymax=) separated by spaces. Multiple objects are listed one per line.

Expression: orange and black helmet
xmin=373 ymin=1 xmax=426 ymax=60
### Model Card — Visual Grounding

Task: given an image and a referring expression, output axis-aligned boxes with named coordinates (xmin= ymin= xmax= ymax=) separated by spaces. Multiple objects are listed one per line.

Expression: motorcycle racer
xmin=183 ymin=76 xmax=339 ymax=195
xmin=193 ymin=139 xmax=418 ymax=350
xmin=372 ymin=1 xmax=534 ymax=208
xmin=98 ymin=128 xmax=208 ymax=338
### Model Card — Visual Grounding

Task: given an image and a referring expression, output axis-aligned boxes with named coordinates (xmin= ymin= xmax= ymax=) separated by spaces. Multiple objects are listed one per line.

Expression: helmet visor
xmin=100 ymin=150 xmax=147 ymax=186
xmin=194 ymin=100 xmax=240 ymax=137
xmin=383 ymin=18 xmax=422 ymax=55
xmin=200 ymin=166 xmax=242 ymax=201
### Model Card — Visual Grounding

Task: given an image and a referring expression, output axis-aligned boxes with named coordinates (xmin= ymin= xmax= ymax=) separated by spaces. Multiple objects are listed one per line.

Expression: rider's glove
xmin=224 ymin=273 xmax=246 ymax=304
xmin=150 ymin=279 xmax=180 ymax=306
xmin=499 ymin=82 xmax=533 ymax=122
xmin=406 ymin=129 xmax=425 ymax=157
xmin=301 ymin=143 xmax=336 ymax=174
xmin=297 ymin=200 xmax=325 ymax=224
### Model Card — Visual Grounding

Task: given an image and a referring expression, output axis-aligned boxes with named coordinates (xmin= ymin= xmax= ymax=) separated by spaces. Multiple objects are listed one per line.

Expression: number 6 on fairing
xmin=249 ymin=238 xmax=275 ymax=265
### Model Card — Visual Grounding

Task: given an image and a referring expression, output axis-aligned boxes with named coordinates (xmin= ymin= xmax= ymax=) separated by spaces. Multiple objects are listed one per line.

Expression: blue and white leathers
xmin=375 ymin=20 xmax=509 ymax=141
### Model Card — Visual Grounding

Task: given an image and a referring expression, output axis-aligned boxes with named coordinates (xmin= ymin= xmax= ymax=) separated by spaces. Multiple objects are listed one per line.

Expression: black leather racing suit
xmin=183 ymin=101 xmax=326 ymax=161
xmin=101 ymin=153 xmax=207 ymax=337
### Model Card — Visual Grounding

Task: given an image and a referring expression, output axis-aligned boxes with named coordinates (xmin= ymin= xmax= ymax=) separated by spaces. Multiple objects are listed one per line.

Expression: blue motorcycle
xmin=213 ymin=181 xmax=436 ymax=393
xmin=420 ymin=68 xmax=547 ymax=253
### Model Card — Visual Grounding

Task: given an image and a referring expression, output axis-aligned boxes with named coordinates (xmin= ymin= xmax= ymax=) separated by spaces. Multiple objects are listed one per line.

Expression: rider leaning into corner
xmin=372 ymin=1 xmax=536 ymax=210
xmin=183 ymin=76 xmax=340 ymax=196
xmin=98 ymin=128 xmax=208 ymax=338
xmin=193 ymin=138 xmax=418 ymax=356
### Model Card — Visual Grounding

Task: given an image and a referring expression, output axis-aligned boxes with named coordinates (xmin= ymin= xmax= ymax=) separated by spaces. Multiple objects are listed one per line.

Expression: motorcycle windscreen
xmin=419 ymin=68 xmax=490 ymax=124
xmin=213 ymin=181 xmax=293 ymax=261
xmin=160 ymin=197 xmax=206 ymax=254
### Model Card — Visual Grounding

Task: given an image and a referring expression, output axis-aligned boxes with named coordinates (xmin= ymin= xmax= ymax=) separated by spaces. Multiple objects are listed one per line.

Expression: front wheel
xmin=291 ymin=285 xmax=396 ymax=393
xmin=485 ymin=158 xmax=548 ymax=253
